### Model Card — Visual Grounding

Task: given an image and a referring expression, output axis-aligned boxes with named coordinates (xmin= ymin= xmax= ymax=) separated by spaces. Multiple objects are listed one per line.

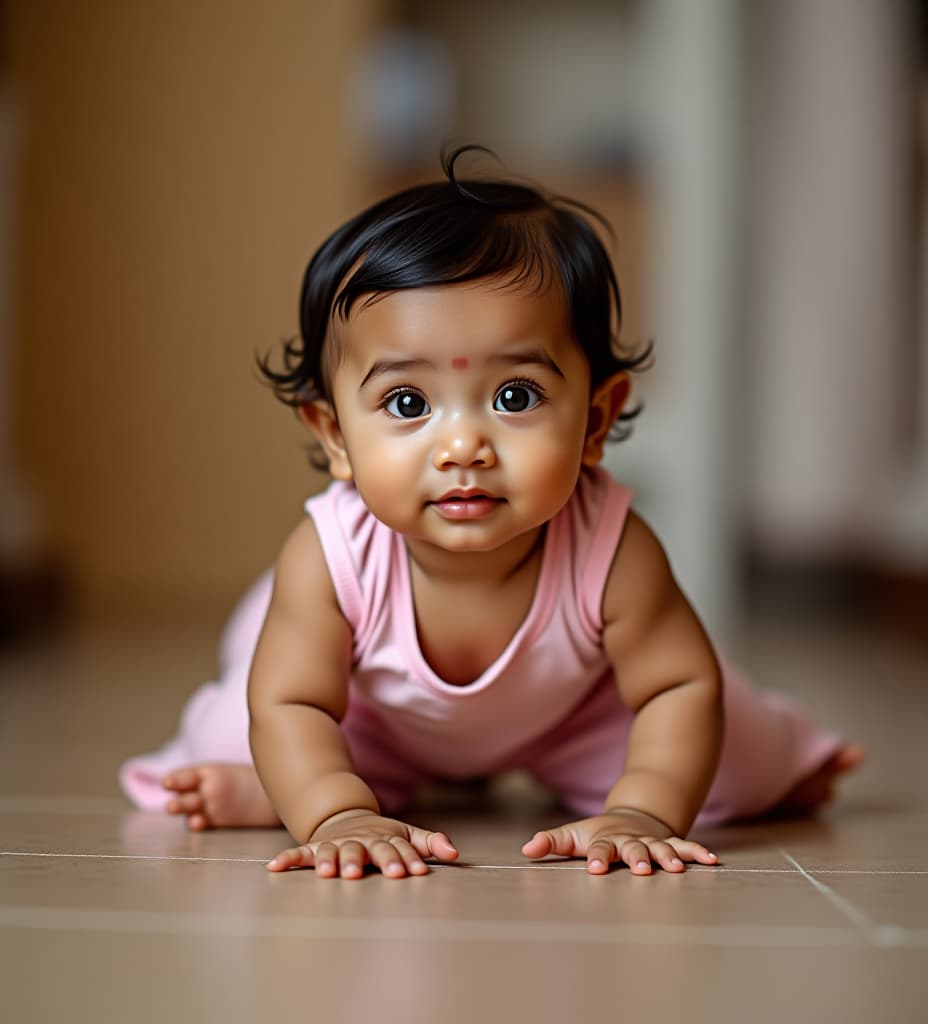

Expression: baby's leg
xmin=520 ymin=666 xmax=860 ymax=826
xmin=162 ymin=764 xmax=280 ymax=831
xmin=161 ymin=703 xmax=425 ymax=832
xmin=119 ymin=572 xmax=273 ymax=818
xmin=695 ymin=662 xmax=858 ymax=825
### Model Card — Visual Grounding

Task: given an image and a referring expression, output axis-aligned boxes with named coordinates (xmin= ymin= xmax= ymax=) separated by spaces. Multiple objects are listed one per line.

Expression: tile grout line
xmin=779 ymin=849 xmax=874 ymax=931
xmin=1 ymin=851 xmax=270 ymax=865
xmin=2 ymin=850 xmax=928 ymax=875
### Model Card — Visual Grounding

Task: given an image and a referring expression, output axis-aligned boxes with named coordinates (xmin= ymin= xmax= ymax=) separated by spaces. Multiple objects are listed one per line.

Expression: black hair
xmin=259 ymin=145 xmax=651 ymax=448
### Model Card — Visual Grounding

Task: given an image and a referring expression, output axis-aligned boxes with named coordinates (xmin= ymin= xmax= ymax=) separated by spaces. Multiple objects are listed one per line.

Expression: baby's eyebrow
xmin=489 ymin=348 xmax=566 ymax=379
xmin=359 ymin=348 xmax=564 ymax=387
xmin=360 ymin=358 xmax=435 ymax=388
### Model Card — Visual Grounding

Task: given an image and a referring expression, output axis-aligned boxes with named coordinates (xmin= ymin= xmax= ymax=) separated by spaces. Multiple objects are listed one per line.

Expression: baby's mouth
xmin=429 ymin=491 xmax=505 ymax=519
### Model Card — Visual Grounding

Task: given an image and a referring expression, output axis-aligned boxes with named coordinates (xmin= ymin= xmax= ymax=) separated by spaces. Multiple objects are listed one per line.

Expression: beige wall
xmin=9 ymin=1 xmax=383 ymax=612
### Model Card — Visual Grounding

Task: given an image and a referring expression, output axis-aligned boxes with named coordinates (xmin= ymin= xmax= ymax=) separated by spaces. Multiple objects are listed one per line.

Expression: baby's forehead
xmin=337 ymin=281 xmax=572 ymax=347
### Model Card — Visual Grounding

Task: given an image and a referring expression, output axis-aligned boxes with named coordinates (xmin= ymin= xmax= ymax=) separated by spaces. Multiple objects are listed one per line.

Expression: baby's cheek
xmin=515 ymin=440 xmax=582 ymax=508
xmin=353 ymin=458 xmax=418 ymax=521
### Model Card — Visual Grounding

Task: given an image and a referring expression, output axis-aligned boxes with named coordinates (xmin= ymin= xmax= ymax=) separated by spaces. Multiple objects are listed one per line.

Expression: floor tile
xmin=2 ymin=607 xmax=926 ymax=1023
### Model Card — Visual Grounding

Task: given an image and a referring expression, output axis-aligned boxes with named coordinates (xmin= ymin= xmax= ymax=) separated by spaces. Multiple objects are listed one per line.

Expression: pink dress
xmin=120 ymin=469 xmax=842 ymax=825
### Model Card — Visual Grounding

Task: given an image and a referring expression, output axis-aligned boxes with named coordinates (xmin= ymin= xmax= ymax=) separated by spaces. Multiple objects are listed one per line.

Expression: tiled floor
xmin=1 ymin=603 xmax=926 ymax=1023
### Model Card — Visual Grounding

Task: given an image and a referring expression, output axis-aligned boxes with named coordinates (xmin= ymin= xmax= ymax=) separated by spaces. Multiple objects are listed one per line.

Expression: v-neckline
xmin=391 ymin=514 xmax=566 ymax=694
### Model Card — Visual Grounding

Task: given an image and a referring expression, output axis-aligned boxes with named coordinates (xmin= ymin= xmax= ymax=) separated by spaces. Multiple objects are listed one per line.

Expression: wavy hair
xmin=258 ymin=145 xmax=651 ymax=447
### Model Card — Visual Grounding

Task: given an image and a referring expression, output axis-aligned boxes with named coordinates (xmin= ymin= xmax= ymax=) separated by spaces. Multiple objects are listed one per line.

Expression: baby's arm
xmin=523 ymin=511 xmax=723 ymax=874
xmin=248 ymin=518 xmax=457 ymax=878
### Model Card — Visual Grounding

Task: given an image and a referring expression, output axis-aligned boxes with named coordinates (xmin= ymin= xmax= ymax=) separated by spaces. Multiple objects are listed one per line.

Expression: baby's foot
xmin=771 ymin=744 xmax=866 ymax=816
xmin=162 ymin=764 xmax=281 ymax=831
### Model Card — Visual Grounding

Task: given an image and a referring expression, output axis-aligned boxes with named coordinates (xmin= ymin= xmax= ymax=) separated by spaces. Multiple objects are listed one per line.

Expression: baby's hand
xmin=266 ymin=810 xmax=459 ymax=879
xmin=521 ymin=808 xmax=719 ymax=875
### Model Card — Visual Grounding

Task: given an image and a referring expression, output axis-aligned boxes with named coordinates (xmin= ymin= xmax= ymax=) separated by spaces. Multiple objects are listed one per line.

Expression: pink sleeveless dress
xmin=120 ymin=468 xmax=842 ymax=825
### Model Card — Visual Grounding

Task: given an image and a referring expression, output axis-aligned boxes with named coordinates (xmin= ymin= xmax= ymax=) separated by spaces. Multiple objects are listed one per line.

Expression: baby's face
xmin=319 ymin=278 xmax=595 ymax=555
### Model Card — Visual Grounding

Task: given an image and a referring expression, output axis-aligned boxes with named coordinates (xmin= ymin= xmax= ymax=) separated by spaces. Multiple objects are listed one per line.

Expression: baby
xmin=120 ymin=147 xmax=863 ymax=878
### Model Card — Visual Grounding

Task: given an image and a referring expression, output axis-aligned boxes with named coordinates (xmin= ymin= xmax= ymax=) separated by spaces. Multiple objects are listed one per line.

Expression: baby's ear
xmin=298 ymin=401 xmax=353 ymax=481
xmin=582 ymin=373 xmax=630 ymax=466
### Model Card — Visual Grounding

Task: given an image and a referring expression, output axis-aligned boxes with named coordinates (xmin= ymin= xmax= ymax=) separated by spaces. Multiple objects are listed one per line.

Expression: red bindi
xmin=451 ymin=357 xmax=469 ymax=370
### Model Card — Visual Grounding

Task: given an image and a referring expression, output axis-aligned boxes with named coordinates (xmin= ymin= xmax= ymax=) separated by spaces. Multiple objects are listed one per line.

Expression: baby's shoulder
xmin=601 ymin=509 xmax=675 ymax=623
xmin=273 ymin=516 xmax=339 ymax=611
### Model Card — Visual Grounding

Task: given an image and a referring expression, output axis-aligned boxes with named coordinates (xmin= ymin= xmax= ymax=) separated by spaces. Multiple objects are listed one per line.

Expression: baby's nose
xmin=433 ymin=422 xmax=497 ymax=470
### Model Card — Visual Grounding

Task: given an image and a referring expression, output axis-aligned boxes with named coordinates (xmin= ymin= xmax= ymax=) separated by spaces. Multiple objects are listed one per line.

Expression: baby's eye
xmin=493 ymin=382 xmax=543 ymax=414
xmin=384 ymin=389 xmax=430 ymax=419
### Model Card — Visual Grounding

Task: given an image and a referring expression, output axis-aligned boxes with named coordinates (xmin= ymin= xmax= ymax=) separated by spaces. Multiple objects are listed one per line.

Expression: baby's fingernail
xmin=671 ymin=858 xmax=683 ymax=866
xmin=707 ymin=852 xmax=718 ymax=860
xmin=636 ymin=860 xmax=650 ymax=870
xmin=589 ymin=859 xmax=605 ymax=870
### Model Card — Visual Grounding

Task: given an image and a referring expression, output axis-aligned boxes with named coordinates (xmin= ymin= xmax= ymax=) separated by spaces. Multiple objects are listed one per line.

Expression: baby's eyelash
xmin=502 ymin=377 xmax=548 ymax=398
xmin=379 ymin=385 xmax=431 ymax=420
xmin=378 ymin=385 xmax=420 ymax=407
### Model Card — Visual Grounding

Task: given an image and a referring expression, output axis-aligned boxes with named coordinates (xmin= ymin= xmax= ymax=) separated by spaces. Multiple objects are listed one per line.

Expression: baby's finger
xmin=646 ymin=840 xmax=686 ymax=872
xmin=335 ymin=839 xmax=368 ymax=879
xmin=619 ymin=839 xmax=654 ymax=875
xmin=310 ymin=841 xmax=340 ymax=877
xmin=408 ymin=828 xmax=459 ymax=862
xmin=586 ymin=838 xmax=618 ymax=875
xmin=266 ymin=844 xmax=317 ymax=873
xmin=521 ymin=830 xmax=553 ymax=859
xmin=521 ymin=827 xmax=578 ymax=860
xmin=389 ymin=837 xmax=430 ymax=876
xmin=369 ymin=838 xmax=410 ymax=879
xmin=666 ymin=838 xmax=719 ymax=866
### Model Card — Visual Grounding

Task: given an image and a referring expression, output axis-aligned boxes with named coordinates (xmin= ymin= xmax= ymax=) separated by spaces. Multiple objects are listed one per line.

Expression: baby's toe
xmin=833 ymin=744 xmax=866 ymax=774
xmin=197 ymin=767 xmax=233 ymax=804
xmin=162 ymin=767 xmax=202 ymax=793
xmin=167 ymin=791 xmax=206 ymax=815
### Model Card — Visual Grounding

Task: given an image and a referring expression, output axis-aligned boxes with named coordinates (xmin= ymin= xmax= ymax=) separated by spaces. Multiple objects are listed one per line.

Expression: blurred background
xmin=1 ymin=0 xmax=926 ymax=649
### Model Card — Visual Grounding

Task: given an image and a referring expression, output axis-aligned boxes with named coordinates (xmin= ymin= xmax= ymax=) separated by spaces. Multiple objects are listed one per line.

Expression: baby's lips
xmin=432 ymin=487 xmax=500 ymax=504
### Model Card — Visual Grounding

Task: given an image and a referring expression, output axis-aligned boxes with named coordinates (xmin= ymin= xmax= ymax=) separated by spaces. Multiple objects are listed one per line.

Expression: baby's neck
xmin=404 ymin=526 xmax=545 ymax=587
